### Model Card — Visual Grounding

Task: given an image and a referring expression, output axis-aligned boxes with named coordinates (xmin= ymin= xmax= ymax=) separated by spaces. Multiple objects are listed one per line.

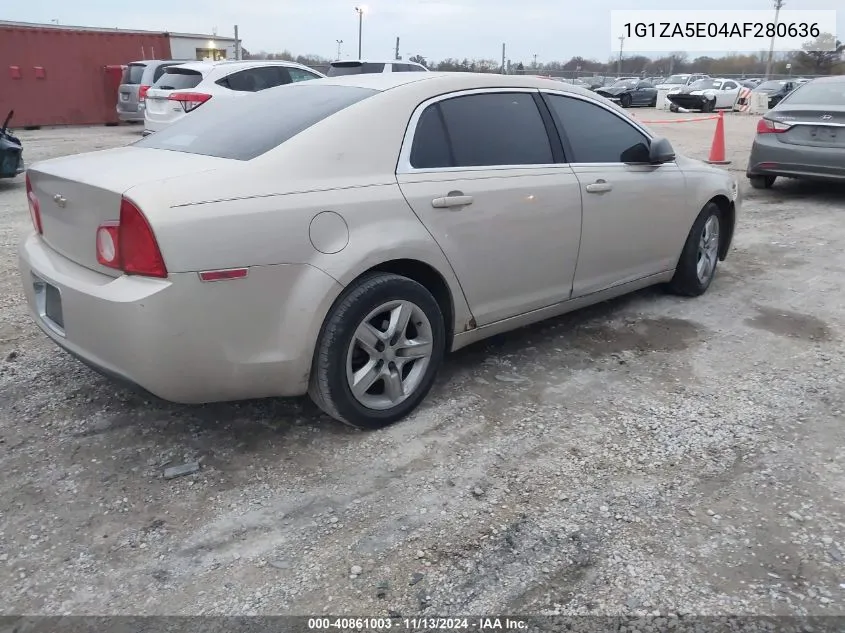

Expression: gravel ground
xmin=1 ymin=111 xmax=844 ymax=617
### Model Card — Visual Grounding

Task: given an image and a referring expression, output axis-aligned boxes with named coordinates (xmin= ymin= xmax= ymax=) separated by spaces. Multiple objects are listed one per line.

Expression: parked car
xmin=746 ymin=75 xmax=845 ymax=189
xmin=666 ymin=78 xmax=742 ymax=112
xmin=0 ymin=110 xmax=24 ymax=179
xmin=20 ymin=73 xmax=738 ymax=428
xmin=646 ymin=76 xmax=665 ymax=86
xmin=117 ymin=60 xmax=187 ymax=123
xmin=654 ymin=73 xmax=710 ymax=91
xmin=751 ymin=79 xmax=797 ymax=109
xmin=326 ymin=60 xmax=428 ymax=76
xmin=594 ymin=78 xmax=657 ymax=107
xmin=143 ymin=60 xmax=325 ymax=134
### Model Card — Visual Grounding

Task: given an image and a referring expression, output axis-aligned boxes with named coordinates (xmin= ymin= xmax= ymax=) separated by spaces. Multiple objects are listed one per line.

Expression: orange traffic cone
xmin=705 ymin=110 xmax=731 ymax=165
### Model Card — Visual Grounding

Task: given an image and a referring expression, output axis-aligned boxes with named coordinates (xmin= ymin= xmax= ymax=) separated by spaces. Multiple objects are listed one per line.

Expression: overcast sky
xmin=7 ymin=0 xmax=844 ymax=63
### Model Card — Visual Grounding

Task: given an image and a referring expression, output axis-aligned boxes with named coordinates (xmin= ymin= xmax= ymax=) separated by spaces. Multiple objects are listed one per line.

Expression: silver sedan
xmin=19 ymin=73 xmax=739 ymax=428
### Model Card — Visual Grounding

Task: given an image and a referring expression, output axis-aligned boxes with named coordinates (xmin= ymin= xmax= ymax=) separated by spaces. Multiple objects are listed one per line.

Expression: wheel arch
xmin=707 ymin=194 xmax=735 ymax=261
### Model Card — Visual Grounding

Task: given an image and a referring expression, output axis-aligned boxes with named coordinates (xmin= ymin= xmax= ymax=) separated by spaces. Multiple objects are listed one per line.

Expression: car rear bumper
xmin=18 ymin=233 xmax=344 ymax=404
xmin=747 ymin=136 xmax=845 ymax=181
xmin=116 ymin=103 xmax=144 ymax=122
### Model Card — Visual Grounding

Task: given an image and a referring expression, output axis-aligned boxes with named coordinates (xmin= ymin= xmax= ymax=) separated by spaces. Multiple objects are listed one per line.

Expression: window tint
xmin=407 ymin=64 xmax=426 ymax=72
xmin=410 ymin=105 xmax=452 ymax=168
xmin=435 ymin=93 xmax=553 ymax=167
xmin=363 ymin=63 xmax=386 ymax=73
xmin=782 ymin=81 xmax=845 ymax=105
xmin=153 ymin=68 xmax=203 ymax=90
xmin=134 ymin=84 xmax=376 ymax=160
xmin=222 ymin=66 xmax=289 ymax=92
xmin=152 ymin=63 xmax=179 ymax=83
xmin=545 ymin=94 xmax=651 ymax=164
xmin=723 ymin=81 xmax=738 ymax=90
xmin=288 ymin=68 xmax=320 ymax=82
xmin=124 ymin=64 xmax=146 ymax=85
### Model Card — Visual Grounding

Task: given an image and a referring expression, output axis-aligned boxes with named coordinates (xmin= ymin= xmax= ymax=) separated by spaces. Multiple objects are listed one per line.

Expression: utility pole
xmin=395 ymin=37 xmax=400 ymax=60
xmin=355 ymin=6 xmax=364 ymax=59
xmin=501 ymin=43 xmax=506 ymax=74
xmin=617 ymin=36 xmax=625 ymax=74
xmin=764 ymin=0 xmax=784 ymax=79
xmin=336 ymin=39 xmax=343 ymax=60
xmin=533 ymin=53 xmax=538 ymax=68
xmin=234 ymin=24 xmax=240 ymax=60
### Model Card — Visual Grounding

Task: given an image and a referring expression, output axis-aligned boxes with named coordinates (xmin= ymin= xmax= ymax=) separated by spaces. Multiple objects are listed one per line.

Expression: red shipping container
xmin=0 ymin=24 xmax=172 ymax=127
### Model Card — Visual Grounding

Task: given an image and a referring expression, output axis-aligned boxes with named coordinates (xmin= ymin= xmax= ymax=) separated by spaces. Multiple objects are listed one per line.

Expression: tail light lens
xmin=167 ymin=91 xmax=212 ymax=113
xmin=96 ymin=197 xmax=168 ymax=278
xmin=138 ymin=84 xmax=151 ymax=101
xmin=757 ymin=118 xmax=790 ymax=134
xmin=25 ymin=173 xmax=43 ymax=234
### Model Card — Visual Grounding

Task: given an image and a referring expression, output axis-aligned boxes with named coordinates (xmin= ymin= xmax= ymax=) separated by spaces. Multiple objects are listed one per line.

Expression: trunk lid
xmin=28 ymin=146 xmax=230 ymax=276
xmin=769 ymin=107 xmax=845 ymax=148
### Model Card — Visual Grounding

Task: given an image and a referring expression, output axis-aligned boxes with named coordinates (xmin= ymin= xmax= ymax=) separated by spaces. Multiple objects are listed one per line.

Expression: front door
xmin=542 ymin=92 xmax=689 ymax=297
xmin=396 ymin=90 xmax=583 ymax=326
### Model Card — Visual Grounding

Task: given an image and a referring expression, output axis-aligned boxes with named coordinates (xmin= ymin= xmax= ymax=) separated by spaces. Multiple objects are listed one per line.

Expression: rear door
xmin=396 ymin=90 xmax=583 ymax=326
xmin=718 ymin=80 xmax=740 ymax=108
xmin=634 ymin=81 xmax=655 ymax=105
xmin=117 ymin=63 xmax=147 ymax=114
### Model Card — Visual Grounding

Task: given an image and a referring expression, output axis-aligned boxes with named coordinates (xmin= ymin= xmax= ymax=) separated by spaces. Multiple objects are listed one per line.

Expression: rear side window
xmin=545 ymin=94 xmax=650 ymax=163
xmin=410 ymin=106 xmax=453 ymax=168
xmin=153 ymin=68 xmax=203 ymax=90
xmin=134 ymin=84 xmax=377 ymax=160
xmin=411 ymin=93 xmax=553 ymax=168
xmin=152 ymin=63 xmax=180 ymax=83
xmin=124 ymin=64 xmax=146 ymax=84
xmin=219 ymin=66 xmax=289 ymax=92
xmin=327 ymin=62 xmax=385 ymax=76
xmin=288 ymin=68 xmax=321 ymax=82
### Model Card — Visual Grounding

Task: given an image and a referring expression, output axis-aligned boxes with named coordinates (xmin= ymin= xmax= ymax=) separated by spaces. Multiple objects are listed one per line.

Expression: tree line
xmin=244 ymin=33 xmax=843 ymax=77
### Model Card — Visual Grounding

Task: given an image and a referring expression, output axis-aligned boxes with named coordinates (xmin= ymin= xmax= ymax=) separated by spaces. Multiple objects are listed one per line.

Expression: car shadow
xmin=745 ymin=178 xmax=845 ymax=204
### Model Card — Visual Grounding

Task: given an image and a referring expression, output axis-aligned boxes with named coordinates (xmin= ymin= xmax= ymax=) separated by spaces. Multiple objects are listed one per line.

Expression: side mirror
xmin=648 ymin=137 xmax=675 ymax=163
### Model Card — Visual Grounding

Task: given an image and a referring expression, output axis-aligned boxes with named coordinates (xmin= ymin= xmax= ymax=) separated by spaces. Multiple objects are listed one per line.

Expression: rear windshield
xmin=124 ymin=64 xmax=147 ymax=85
xmin=153 ymin=68 xmax=204 ymax=90
xmin=327 ymin=62 xmax=385 ymax=76
xmin=133 ymin=84 xmax=377 ymax=160
xmin=781 ymin=81 xmax=845 ymax=106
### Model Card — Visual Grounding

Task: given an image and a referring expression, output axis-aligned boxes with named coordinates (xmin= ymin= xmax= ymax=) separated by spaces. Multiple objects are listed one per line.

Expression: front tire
xmin=668 ymin=202 xmax=722 ymax=297
xmin=620 ymin=93 xmax=632 ymax=108
xmin=749 ymin=175 xmax=776 ymax=189
xmin=309 ymin=272 xmax=446 ymax=429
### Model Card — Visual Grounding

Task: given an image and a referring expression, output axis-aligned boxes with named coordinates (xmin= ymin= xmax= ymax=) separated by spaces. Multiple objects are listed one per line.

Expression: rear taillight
xmin=25 ymin=173 xmax=43 ymax=234
xmin=95 ymin=197 xmax=167 ymax=278
xmin=756 ymin=118 xmax=790 ymax=134
xmin=167 ymin=91 xmax=212 ymax=113
xmin=138 ymin=85 xmax=151 ymax=101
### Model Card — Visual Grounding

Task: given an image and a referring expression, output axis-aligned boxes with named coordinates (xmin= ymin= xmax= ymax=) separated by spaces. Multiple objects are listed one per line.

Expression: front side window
xmin=545 ymin=94 xmax=651 ymax=164
xmin=409 ymin=92 xmax=553 ymax=169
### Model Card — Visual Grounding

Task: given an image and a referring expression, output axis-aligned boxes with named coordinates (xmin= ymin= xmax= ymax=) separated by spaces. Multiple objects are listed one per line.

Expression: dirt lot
xmin=1 ymin=111 xmax=844 ymax=617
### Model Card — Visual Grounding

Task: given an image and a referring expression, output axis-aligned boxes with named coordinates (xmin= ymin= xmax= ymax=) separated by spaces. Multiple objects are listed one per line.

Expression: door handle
xmin=585 ymin=180 xmax=612 ymax=193
xmin=431 ymin=192 xmax=474 ymax=208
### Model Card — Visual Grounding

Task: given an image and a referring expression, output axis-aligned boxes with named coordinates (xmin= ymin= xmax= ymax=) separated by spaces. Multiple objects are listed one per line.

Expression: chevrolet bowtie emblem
xmin=53 ymin=194 xmax=67 ymax=207
xmin=821 ymin=114 xmax=833 ymax=120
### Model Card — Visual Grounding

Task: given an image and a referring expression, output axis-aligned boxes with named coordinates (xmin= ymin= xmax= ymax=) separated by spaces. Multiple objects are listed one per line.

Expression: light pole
xmin=617 ymin=36 xmax=625 ymax=74
xmin=354 ymin=6 xmax=366 ymax=59
xmin=764 ymin=0 xmax=784 ymax=79
xmin=336 ymin=39 xmax=343 ymax=60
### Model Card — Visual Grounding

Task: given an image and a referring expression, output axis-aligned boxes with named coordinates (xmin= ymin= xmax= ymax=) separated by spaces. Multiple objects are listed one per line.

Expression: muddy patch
xmin=570 ymin=317 xmax=705 ymax=356
xmin=744 ymin=305 xmax=834 ymax=342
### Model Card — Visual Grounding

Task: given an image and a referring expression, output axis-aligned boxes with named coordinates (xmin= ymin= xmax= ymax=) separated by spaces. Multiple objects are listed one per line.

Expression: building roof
xmin=0 ymin=20 xmax=236 ymax=42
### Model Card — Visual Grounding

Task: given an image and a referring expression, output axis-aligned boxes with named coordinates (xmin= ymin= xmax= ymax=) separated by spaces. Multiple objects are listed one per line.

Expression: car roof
xmin=331 ymin=59 xmax=425 ymax=66
xmin=309 ymin=71 xmax=606 ymax=97
xmin=127 ymin=59 xmax=186 ymax=66
xmin=167 ymin=59 xmax=315 ymax=72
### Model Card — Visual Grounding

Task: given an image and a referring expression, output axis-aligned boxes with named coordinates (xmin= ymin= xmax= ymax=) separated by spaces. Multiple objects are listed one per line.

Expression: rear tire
xmin=309 ymin=272 xmax=446 ymax=429
xmin=668 ymin=202 xmax=722 ymax=297
xmin=749 ymin=175 xmax=776 ymax=189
